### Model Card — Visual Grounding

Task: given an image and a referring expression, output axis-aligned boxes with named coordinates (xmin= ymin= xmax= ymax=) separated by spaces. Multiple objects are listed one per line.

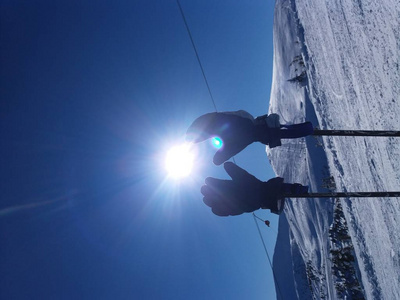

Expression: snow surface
xmin=268 ymin=0 xmax=400 ymax=299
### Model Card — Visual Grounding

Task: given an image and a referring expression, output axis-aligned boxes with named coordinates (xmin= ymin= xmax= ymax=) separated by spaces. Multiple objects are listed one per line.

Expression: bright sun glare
xmin=165 ymin=143 xmax=194 ymax=179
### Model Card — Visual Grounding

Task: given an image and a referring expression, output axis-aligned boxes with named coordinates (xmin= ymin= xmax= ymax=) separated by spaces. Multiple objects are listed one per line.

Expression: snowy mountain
xmin=267 ymin=0 xmax=400 ymax=299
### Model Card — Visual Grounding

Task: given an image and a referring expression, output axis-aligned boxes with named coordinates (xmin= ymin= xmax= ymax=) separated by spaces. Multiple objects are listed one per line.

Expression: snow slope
xmin=268 ymin=0 xmax=400 ymax=299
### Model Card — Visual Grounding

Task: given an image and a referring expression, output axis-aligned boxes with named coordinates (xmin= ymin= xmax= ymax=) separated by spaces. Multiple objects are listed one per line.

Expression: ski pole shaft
xmin=284 ymin=191 xmax=400 ymax=198
xmin=312 ymin=129 xmax=400 ymax=137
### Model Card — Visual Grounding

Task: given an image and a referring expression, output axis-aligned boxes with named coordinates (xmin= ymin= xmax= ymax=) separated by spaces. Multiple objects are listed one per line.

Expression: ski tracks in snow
xmin=295 ymin=0 xmax=400 ymax=298
xmin=271 ymin=0 xmax=400 ymax=298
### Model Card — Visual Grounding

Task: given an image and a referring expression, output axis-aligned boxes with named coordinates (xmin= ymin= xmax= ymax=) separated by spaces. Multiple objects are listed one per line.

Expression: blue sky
xmin=1 ymin=0 xmax=278 ymax=298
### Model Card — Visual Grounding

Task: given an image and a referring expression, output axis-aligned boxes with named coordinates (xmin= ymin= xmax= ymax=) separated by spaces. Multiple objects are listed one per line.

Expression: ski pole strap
xmin=283 ymin=191 xmax=400 ymax=198
xmin=312 ymin=129 xmax=400 ymax=137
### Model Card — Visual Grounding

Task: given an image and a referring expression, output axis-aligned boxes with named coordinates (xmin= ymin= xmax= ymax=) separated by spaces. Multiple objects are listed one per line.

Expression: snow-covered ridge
xmin=268 ymin=0 xmax=400 ymax=299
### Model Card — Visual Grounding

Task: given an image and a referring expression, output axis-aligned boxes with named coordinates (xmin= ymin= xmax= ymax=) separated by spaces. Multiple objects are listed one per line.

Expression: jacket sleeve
xmin=254 ymin=114 xmax=282 ymax=148
xmin=259 ymin=177 xmax=285 ymax=214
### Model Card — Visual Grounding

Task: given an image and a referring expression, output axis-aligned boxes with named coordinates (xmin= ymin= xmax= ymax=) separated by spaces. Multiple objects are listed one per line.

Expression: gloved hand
xmin=201 ymin=162 xmax=285 ymax=216
xmin=186 ymin=110 xmax=284 ymax=164
xmin=186 ymin=110 xmax=257 ymax=165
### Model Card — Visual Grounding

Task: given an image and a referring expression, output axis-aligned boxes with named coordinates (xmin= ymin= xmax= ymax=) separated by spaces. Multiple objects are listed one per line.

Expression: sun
xmin=165 ymin=143 xmax=194 ymax=179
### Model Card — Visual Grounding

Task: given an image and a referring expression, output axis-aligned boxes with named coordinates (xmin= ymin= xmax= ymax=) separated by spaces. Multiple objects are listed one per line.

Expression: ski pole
xmin=284 ymin=191 xmax=400 ymax=198
xmin=312 ymin=129 xmax=400 ymax=137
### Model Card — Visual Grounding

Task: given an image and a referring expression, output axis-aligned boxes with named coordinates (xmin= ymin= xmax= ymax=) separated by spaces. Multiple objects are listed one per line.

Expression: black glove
xmin=201 ymin=162 xmax=285 ymax=216
xmin=186 ymin=110 xmax=281 ymax=165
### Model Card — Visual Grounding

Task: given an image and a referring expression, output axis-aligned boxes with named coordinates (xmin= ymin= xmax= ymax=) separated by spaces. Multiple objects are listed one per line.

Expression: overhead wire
xmin=176 ymin=0 xmax=218 ymax=112
xmin=177 ymin=0 xmax=236 ymax=164
xmin=253 ymin=213 xmax=284 ymax=300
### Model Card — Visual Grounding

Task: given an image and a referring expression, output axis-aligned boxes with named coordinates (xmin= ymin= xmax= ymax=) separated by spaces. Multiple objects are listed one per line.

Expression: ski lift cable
xmin=177 ymin=0 xmax=236 ymax=163
xmin=253 ymin=213 xmax=265 ymax=223
xmin=252 ymin=213 xmax=284 ymax=300
xmin=176 ymin=0 xmax=218 ymax=112
xmin=253 ymin=213 xmax=280 ymax=248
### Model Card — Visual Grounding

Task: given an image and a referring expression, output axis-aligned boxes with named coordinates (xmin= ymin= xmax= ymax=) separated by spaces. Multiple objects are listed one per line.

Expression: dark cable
xmin=176 ymin=0 xmax=218 ymax=112
xmin=253 ymin=213 xmax=284 ymax=300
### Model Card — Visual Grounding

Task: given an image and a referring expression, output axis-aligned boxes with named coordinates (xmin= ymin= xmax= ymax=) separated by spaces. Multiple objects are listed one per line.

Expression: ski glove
xmin=186 ymin=110 xmax=282 ymax=165
xmin=201 ymin=162 xmax=285 ymax=216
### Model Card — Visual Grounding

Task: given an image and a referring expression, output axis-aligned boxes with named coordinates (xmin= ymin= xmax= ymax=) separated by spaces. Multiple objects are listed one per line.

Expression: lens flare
xmin=211 ymin=137 xmax=223 ymax=149
xmin=165 ymin=143 xmax=194 ymax=178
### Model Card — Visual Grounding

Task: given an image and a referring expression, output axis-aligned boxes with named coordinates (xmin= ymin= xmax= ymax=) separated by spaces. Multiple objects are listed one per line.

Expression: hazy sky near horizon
xmin=1 ymin=0 xmax=279 ymax=298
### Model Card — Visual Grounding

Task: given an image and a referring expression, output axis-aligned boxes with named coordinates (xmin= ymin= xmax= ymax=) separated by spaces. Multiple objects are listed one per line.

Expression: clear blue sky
xmin=1 ymin=0 xmax=278 ymax=299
